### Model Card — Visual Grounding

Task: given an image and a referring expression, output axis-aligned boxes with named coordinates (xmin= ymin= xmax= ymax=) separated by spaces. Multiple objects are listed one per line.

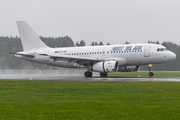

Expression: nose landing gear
xmin=149 ymin=72 xmax=154 ymax=77
xmin=148 ymin=64 xmax=154 ymax=77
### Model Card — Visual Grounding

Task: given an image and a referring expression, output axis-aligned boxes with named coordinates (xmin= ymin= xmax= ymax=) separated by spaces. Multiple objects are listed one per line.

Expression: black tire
xmin=148 ymin=72 xmax=154 ymax=77
xmin=100 ymin=72 xmax=108 ymax=77
xmin=84 ymin=71 xmax=92 ymax=77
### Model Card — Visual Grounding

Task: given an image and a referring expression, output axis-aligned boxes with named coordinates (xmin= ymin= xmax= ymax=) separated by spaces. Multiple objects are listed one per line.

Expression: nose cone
xmin=169 ymin=52 xmax=176 ymax=60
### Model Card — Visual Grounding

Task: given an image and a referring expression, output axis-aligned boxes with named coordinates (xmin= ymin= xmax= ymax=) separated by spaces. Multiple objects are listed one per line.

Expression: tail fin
xmin=16 ymin=21 xmax=49 ymax=51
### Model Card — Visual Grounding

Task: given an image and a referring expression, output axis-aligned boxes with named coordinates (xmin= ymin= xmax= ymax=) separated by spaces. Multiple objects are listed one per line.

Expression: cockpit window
xmin=164 ymin=48 xmax=168 ymax=51
xmin=157 ymin=48 xmax=168 ymax=52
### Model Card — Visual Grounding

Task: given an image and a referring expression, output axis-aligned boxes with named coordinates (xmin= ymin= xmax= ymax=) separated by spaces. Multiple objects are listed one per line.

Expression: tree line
xmin=75 ymin=40 xmax=110 ymax=46
xmin=0 ymin=36 xmax=179 ymax=71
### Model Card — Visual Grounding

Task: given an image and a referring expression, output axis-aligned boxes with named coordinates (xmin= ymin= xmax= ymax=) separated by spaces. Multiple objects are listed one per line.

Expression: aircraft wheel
xmin=148 ymin=72 xmax=154 ymax=77
xmin=84 ymin=71 xmax=92 ymax=77
xmin=100 ymin=72 xmax=108 ymax=77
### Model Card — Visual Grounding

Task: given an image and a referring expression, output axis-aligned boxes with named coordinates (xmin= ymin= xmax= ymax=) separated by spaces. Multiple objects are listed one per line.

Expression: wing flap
xmin=48 ymin=55 xmax=126 ymax=67
xmin=49 ymin=55 xmax=104 ymax=66
xmin=50 ymin=55 xmax=101 ymax=62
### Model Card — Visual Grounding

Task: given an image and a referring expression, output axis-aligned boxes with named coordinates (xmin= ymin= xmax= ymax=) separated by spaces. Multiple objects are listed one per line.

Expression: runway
xmin=0 ymin=75 xmax=180 ymax=82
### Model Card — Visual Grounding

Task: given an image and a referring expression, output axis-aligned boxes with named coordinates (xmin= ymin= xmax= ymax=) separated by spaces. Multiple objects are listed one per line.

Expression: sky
xmin=1 ymin=0 xmax=180 ymax=45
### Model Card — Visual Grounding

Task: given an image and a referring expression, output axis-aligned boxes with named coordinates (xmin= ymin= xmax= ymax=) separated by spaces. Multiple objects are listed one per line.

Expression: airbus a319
xmin=13 ymin=21 xmax=176 ymax=77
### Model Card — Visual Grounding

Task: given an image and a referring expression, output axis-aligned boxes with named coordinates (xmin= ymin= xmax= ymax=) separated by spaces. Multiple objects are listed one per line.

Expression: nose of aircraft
xmin=170 ymin=52 xmax=176 ymax=60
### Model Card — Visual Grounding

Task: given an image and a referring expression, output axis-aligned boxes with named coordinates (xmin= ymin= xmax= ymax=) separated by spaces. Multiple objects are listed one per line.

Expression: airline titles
xmin=111 ymin=45 xmax=143 ymax=52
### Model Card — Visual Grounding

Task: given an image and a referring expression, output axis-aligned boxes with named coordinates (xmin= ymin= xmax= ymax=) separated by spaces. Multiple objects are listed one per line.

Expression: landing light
xmin=149 ymin=64 xmax=153 ymax=67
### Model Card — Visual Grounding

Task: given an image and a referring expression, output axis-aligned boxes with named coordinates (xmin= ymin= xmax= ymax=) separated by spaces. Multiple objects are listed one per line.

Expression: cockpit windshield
xmin=157 ymin=48 xmax=168 ymax=52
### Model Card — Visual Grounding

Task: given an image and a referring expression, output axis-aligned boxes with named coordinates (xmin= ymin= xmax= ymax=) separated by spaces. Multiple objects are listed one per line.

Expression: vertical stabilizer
xmin=16 ymin=21 xmax=48 ymax=51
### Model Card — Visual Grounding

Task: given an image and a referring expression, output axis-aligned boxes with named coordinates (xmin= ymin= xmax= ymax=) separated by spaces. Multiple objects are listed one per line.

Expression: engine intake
xmin=91 ymin=61 xmax=118 ymax=72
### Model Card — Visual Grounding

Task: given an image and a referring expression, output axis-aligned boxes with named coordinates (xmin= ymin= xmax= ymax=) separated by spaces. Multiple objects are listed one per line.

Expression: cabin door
xmin=144 ymin=45 xmax=150 ymax=57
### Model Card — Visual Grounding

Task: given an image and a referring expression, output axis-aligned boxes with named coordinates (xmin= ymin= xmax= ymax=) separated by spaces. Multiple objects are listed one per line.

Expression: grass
xmin=108 ymin=71 xmax=180 ymax=77
xmin=0 ymin=81 xmax=180 ymax=119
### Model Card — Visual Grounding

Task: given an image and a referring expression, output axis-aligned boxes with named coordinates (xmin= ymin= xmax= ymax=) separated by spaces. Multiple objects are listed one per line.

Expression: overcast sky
xmin=1 ymin=0 xmax=180 ymax=45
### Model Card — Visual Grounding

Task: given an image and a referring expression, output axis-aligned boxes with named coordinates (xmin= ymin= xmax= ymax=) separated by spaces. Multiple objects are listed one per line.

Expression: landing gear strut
xmin=84 ymin=71 xmax=92 ymax=77
xmin=100 ymin=72 xmax=108 ymax=77
xmin=148 ymin=64 xmax=154 ymax=77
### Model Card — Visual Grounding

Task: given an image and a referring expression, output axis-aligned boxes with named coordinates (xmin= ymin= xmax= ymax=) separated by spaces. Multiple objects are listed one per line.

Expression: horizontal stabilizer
xmin=12 ymin=51 xmax=35 ymax=57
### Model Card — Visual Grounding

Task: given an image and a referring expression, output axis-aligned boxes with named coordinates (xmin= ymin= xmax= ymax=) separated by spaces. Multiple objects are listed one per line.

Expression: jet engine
xmin=118 ymin=66 xmax=140 ymax=72
xmin=91 ymin=61 xmax=118 ymax=72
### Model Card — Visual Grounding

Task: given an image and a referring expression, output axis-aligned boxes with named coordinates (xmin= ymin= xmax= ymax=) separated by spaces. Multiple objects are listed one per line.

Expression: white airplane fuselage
xmin=15 ymin=43 xmax=176 ymax=68
xmin=14 ymin=21 xmax=176 ymax=77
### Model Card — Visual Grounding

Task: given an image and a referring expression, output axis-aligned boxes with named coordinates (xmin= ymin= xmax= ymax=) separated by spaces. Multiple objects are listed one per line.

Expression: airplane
xmin=13 ymin=21 xmax=176 ymax=77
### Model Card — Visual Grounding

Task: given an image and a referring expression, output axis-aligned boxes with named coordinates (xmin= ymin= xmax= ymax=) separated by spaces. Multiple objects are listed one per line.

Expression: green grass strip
xmin=0 ymin=81 xmax=180 ymax=119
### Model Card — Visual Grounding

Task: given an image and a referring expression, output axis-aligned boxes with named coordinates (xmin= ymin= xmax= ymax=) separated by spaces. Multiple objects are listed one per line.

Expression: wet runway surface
xmin=0 ymin=75 xmax=180 ymax=82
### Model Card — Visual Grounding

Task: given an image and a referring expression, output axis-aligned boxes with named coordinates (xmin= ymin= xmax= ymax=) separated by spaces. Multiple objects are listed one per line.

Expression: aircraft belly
xmin=50 ymin=60 xmax=78 ymax=68
xmin=126 ymin=57 xmax=138 ymax=65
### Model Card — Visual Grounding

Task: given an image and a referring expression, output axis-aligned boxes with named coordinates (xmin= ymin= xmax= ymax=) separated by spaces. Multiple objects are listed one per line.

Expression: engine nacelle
xmin=91 ymin=61 xmax=118 ymax=72
xmin=118 ymin=66 xmax=140 ymax=72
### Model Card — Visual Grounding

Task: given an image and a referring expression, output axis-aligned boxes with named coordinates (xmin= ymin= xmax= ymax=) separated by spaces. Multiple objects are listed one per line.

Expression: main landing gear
xmin=100 ymin=72 xmax=108 ymax=77
xmin=84 ymin=71 xmax=92 ymax=77
xmin=148 ymin=64 xmax=154 ymax=77
xmin=84 ymin=71 xmax=108 ymax=77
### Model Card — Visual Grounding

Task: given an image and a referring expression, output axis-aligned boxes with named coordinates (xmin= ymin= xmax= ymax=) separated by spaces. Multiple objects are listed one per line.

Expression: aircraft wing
xmin=49 ymin=55 xmax=115 ymax=66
